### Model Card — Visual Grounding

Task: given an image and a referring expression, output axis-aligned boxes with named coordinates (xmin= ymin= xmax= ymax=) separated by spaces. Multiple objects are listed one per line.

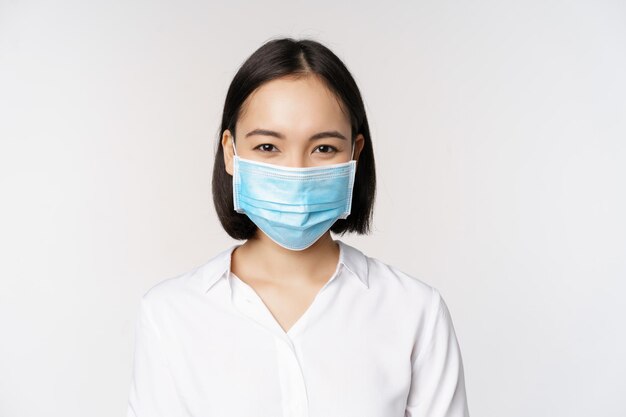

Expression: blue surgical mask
xmin=231 ymin=138 xmax=357 ymax=251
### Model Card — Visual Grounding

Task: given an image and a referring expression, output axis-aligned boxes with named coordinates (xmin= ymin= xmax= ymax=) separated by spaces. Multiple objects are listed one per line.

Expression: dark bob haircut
xmin=212 ymin=37 xmax=376 ymax=241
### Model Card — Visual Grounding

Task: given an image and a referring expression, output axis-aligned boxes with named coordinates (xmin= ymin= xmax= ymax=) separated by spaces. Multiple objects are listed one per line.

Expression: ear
xmin=353 ymin=133 xmax=365 ymax=165
xmin=222 ymin=130 xmax=235 ymax=176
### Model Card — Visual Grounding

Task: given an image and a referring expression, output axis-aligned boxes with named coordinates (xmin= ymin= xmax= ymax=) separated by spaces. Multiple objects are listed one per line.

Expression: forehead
xmin=237 ymin=75 xmax=350 ymax=132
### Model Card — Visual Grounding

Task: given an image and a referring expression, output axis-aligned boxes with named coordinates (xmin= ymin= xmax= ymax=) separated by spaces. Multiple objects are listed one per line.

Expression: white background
xmin=1 ymin=0 xmax=625 ymax=416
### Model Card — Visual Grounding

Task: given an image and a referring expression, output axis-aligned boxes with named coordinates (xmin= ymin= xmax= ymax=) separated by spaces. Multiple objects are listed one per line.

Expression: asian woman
xmin=127 ymin=37 xmax=470 ymax=417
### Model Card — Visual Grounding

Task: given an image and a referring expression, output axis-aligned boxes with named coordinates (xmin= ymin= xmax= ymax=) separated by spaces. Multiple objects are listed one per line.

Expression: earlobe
xmin=225 ymin=157 xmax=233 ymax=176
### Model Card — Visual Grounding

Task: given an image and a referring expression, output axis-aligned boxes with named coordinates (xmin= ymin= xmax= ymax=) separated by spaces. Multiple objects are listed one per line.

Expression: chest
xmin=156 ymin=276 xmax=417 ymax=417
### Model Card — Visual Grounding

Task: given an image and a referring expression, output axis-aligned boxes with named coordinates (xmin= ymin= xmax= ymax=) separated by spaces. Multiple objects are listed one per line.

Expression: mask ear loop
xmin=350 ymin=139 xmax=356 ymax=160
xmin=231 ymin=135 xmax=238 ymax=157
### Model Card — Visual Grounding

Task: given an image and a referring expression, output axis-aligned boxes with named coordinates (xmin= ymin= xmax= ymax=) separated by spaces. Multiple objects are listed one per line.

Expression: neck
xmin=233 ymin=230 xmax=339 ymax=283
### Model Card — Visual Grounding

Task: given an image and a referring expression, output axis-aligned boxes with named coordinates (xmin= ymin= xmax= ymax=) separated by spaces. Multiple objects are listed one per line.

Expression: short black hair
xmin=212 ymin=37 xmax=376 ymax=241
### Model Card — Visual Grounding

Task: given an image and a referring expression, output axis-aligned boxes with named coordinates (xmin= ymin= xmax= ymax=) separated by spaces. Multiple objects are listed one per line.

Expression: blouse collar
xmin=196 ymin=239 xmax=369 ymax=293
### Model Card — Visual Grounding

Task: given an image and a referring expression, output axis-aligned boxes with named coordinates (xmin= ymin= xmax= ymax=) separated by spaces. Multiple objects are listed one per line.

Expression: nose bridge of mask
xmin=232 ymin=136 xmax=355 ymax=161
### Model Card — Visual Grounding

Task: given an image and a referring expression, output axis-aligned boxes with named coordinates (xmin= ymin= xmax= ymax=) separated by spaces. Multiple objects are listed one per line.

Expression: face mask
xmin=231 ymin=137 xmax=357 ymax=251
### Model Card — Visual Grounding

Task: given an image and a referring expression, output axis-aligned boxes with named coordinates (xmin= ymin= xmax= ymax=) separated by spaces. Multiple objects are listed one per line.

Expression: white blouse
xmin=126 ymin=239 xmax=470 ymax=417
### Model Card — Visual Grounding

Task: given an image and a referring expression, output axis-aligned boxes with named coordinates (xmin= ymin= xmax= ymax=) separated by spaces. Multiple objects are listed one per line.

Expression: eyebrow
xmin=244 ymin=128 xmax=347 ymax=141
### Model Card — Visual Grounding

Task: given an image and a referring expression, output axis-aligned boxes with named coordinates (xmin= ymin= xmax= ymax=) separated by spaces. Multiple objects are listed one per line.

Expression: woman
xmin=127 ymin=38 xmax=470 ymax=417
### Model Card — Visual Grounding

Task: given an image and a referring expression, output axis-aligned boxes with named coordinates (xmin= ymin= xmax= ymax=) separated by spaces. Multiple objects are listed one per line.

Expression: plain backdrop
xmin=1 ymin=0 xmax=625 ymax=416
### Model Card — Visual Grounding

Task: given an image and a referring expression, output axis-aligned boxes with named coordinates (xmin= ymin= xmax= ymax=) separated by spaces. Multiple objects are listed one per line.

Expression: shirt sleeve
xmin=405 ymin=288 xmax=470 ymax=417
xmin=126 ymin=295 xmax=187 ymax=417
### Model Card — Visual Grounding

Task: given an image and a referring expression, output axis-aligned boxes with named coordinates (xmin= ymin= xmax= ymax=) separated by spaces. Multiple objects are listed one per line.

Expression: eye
xmin=254 ymin=143 xmax=278 ymax=152
xmin=314 ymin=145 xmax=338 ymax=154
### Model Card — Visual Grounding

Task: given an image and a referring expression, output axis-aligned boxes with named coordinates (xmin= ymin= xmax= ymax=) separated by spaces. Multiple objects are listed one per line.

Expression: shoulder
xmin=364 ymin=251 xmax=444 ymax=316
xmin=136 ymin=266 xmax=200 ymax=321
xmin=354 ymin=248 xmax=456 ymax=358
xmin=366 ymin=252 xmax=439 ymax=295
xmin=142 ymin=268 xmax=197 ymax=301
xmin=137 ymin=244 xmax=234 ymax=314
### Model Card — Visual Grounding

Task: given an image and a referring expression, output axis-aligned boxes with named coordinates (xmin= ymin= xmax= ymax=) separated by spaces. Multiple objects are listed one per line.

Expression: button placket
xmin=275 ymin=336 xmax=309 ymax=417
xmin=229 ymin=271 xmax=341 ymax=417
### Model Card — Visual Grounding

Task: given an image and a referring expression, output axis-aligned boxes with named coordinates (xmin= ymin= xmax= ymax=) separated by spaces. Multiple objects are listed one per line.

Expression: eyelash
xmin=254 ymin=144 xmax=338 ymax=154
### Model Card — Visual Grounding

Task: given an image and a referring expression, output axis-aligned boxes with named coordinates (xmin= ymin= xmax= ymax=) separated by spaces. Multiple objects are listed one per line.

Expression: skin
xmin=220 ymin=74 xmax=365 ymax=333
